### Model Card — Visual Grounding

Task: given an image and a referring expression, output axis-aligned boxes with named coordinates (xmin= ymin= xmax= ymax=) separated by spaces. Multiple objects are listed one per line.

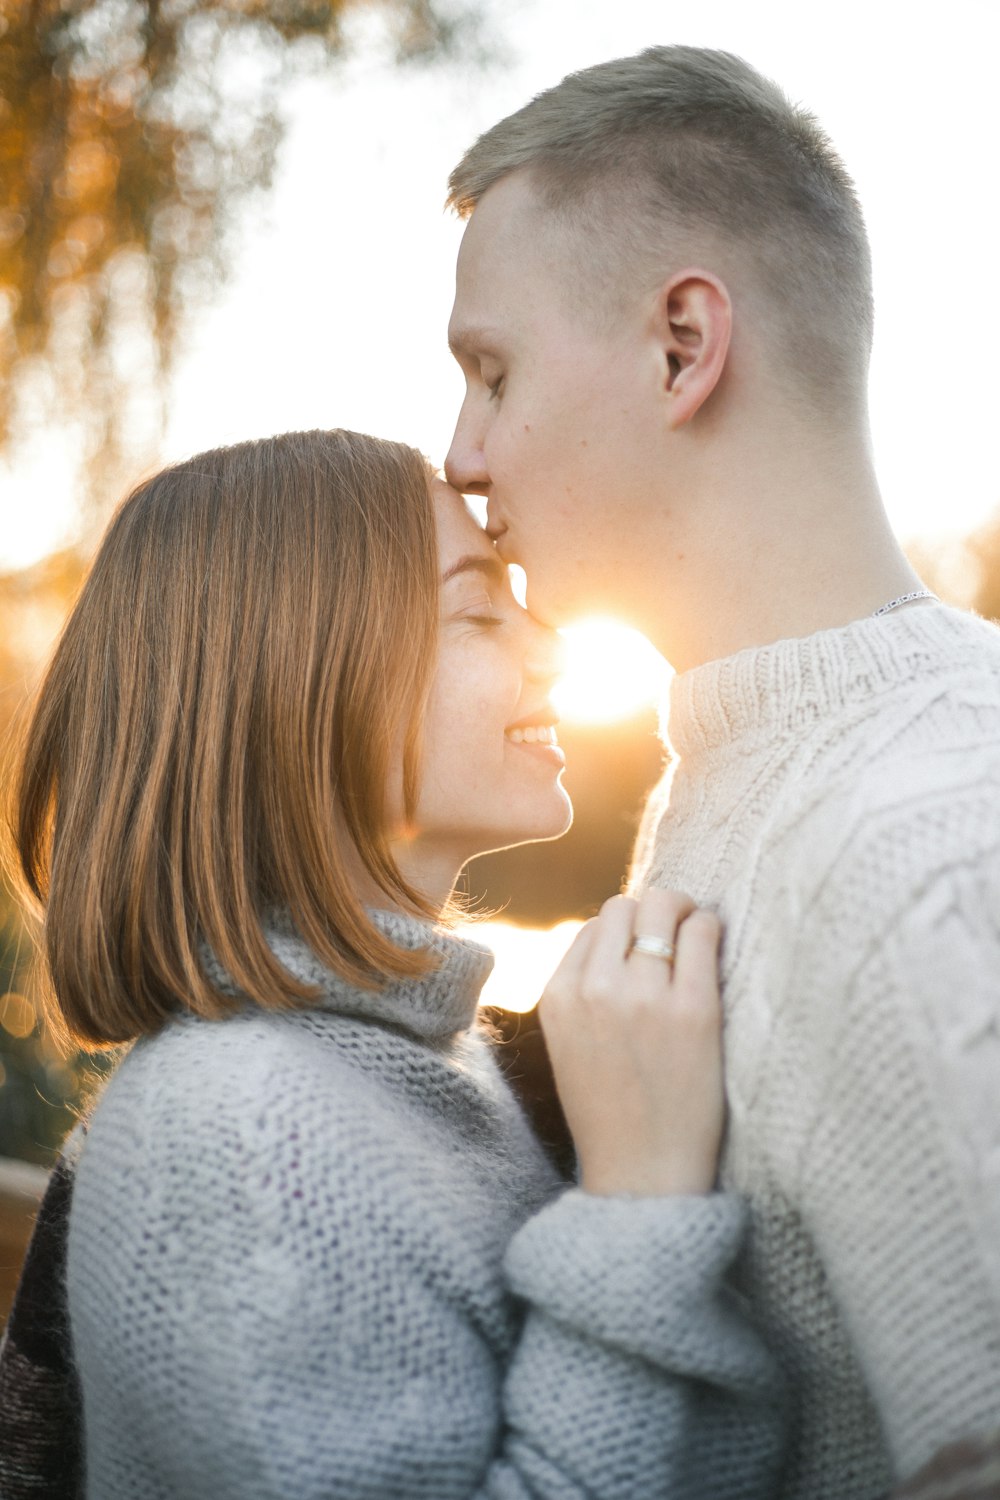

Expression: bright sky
xmin=3 ymin=0 xmax=998 ymax=578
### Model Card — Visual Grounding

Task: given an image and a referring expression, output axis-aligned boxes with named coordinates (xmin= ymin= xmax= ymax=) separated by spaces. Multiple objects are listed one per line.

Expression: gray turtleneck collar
xmin=204 ymin=907 xmax=495 ymax=1043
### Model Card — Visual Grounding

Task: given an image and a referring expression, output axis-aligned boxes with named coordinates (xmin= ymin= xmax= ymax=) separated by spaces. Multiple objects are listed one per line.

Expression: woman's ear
xmin=652 ymin=269 xmax=732 ymax=428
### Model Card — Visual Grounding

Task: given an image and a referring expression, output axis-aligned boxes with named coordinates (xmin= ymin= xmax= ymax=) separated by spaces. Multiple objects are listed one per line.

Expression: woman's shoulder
xmin=116 ymin=1002 xmax=356 ymax=1091
xmin=68 ymin=1006 xmax=538 ymax=1312
xmin=78 ymin=1006 xmax=399 ymax=1189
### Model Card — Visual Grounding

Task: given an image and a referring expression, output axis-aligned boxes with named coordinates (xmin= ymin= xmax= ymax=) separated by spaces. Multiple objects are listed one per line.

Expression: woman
xmin=8 ymin=429 xmax=783 ymax=1497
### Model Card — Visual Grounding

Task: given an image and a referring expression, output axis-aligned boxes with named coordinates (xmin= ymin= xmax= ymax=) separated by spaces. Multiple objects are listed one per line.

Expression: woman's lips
xmin=504 ymin=724 xmax=566 ymax=766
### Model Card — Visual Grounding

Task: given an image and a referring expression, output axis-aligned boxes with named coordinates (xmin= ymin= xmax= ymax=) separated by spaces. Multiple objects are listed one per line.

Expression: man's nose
xmin=444 ymin=404 xmax=489 ymax=498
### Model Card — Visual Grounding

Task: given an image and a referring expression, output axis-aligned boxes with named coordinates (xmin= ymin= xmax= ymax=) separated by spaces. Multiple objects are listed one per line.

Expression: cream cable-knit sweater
xmin=67 ymin=910 xmax=785 ymax=1499
xmin=631 ymin=602 xmax=1000 ymax=1499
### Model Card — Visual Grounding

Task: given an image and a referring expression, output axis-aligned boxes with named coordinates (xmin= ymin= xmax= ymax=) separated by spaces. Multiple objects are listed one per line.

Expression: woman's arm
xmin=496 ymin=1187 xmax=784 ymax=1499
xmin=484 ymin=888 xmax=785 ymax=1498
xmin=68 ymin=891 xmax=784 ymax=1500
xmin=90 ymin=1110 xmax=782 ymax=1500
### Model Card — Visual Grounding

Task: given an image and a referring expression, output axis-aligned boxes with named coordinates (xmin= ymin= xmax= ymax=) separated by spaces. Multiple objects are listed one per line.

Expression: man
xmin=444 ymin=46 xmax=1000 ymax=1499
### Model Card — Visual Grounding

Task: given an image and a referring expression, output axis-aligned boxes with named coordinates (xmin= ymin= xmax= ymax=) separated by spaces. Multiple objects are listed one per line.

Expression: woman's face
xmin=391 ymin=481 xmax=572 ymax=902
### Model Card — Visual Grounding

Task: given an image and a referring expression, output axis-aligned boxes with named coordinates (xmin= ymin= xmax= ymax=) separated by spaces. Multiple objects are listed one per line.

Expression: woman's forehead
xmin=432 ymin=479 xmax=494 ymax=567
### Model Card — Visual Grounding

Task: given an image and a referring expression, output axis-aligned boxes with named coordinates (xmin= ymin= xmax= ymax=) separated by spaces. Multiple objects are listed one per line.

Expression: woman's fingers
xmin=632 ymin=885 xmax=697 ymax=939
xmin=573 ymin=889 xmax=696 ymax=994
xmin=672 ymin=907 xmax=723 ymax=1000
xmin=625 ymin=887 xmax=696 ymax=975
xmin=578 ymin=896 xmax=639 ymax=996
xmin=538 ymin=888 xmax=725 ymax=1199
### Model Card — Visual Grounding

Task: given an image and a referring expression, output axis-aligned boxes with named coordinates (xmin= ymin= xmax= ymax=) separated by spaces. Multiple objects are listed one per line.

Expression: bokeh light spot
xmin=0 ymin=992 xmax=38 ymax=1040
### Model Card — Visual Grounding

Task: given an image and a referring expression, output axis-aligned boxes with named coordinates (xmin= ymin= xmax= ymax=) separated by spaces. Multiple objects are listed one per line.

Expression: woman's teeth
xmin=506 ymin=725 xmax=558 ymax=746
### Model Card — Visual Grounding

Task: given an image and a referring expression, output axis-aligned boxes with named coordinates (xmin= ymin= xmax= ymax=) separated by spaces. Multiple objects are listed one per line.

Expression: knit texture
xmin=631 ymin=603 xmax=1000 ymax=1498
xmin=67 ymin=910 xmax=785 ymax=1499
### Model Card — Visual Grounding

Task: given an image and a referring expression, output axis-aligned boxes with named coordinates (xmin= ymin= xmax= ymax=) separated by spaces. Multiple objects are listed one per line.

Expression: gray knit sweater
xmin=67 ymin=910 xmax=784 ymax=1500
xmin=631 ymin=603 xmax=1000 ymax=1498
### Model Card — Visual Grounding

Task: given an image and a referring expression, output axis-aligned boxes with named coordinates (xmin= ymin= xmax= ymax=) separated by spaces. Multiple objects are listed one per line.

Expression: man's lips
xmin=493 ymin=534 xmax=518 ymax=570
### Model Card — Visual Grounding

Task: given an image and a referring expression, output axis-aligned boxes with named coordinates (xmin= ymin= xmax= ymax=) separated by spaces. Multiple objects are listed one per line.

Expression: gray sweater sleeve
xmin=495 ymin=1189 xmax=784 ymax=1499
xmin=81 ymin=1174 xmax=781 ymax=1498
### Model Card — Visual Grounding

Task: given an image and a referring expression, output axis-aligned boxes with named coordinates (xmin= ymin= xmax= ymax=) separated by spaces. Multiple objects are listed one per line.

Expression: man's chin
xmin=523 ymin=585 xmax=576 ymax=632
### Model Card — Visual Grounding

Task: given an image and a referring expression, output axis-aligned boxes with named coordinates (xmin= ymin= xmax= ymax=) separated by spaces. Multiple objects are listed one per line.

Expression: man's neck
xmin=644 ymin=424 xmax=924 ymax=673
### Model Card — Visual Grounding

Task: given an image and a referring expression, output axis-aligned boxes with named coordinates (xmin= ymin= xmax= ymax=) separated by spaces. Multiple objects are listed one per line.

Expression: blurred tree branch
xmin=0 ymin=0 xmax=486 ymax=516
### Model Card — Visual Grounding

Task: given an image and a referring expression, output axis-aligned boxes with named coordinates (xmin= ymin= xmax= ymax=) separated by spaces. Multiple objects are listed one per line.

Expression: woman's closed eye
xmin=463 ymin=608 xmax=504 ymax=631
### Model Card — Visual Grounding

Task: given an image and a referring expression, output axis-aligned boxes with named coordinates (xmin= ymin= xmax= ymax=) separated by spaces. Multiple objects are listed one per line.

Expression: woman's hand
xmin=538 ymin=889 xmax=724 ymax=1197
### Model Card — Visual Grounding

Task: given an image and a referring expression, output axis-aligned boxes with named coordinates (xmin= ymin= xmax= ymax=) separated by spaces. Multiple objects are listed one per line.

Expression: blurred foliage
xmin=0 ymin=0 xmax=486 ymax=510
xmin=0 ymin=906 xmax=115 ymax=1165
xmin=0 ymin=548 xmax=102 ymax=1165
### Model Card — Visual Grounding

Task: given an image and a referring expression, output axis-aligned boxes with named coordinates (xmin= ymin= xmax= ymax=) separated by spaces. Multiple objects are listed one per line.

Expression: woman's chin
xmin=469 ymin=799 xmax=575 ymax=861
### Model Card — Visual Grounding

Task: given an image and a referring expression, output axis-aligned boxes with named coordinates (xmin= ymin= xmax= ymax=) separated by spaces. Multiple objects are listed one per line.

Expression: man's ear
xmin=651 ymin=270 xmax=732 ymax=428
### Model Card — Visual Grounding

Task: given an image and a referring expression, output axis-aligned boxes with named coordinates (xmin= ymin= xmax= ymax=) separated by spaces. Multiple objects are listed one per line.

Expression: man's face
xmin=445 ymin=173 xmax=667 ymax=629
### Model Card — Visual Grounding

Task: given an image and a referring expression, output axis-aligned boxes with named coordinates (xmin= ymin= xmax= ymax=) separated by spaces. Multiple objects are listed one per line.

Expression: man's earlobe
xmin=656 ymin=271 xmax=732 ymax=427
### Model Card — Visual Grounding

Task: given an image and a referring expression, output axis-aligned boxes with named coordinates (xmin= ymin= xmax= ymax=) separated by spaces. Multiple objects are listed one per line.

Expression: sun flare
xmin=553 ymin=618 xmax=670 ymax=726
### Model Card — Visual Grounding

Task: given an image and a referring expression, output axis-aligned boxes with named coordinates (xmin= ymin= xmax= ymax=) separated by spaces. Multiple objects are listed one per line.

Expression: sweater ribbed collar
xmin=665 ymin=603 xmax=975 ymax=761
xmin=210 ymin=909 xmax=495 ymax=1042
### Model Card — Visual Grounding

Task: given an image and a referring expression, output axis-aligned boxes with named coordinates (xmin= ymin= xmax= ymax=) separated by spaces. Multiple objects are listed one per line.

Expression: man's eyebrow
xmin=441 ymin=554 xmax=507 ymax=587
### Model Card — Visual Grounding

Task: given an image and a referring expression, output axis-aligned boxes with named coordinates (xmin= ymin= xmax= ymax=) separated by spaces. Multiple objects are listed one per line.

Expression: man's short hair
xmin=448 ymin=46 xmax=874 ymax=414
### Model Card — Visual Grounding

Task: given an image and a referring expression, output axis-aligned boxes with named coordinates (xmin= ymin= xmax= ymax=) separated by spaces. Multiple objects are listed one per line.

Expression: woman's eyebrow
xmin=441 ymin=555 xmax=507 ymax=587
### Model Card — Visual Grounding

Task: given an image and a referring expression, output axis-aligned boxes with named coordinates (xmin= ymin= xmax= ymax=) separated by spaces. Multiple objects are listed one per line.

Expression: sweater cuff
xmin=505 ymin=1190 xmax=768 ymax=1387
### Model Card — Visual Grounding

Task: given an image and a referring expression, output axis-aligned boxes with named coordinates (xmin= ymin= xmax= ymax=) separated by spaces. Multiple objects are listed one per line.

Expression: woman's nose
xmin=524 ymin=618 xmax=565 ymax=689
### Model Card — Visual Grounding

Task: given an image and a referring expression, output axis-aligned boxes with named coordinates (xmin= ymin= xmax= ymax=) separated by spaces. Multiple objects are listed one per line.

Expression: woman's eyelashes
xmin=454 ymin=590 xmax=511 ymax=631
xmin=464 ymin=608 xmax=504 ymax=631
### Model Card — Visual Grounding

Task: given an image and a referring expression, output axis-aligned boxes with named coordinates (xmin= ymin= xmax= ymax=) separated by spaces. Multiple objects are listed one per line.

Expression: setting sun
xmin=553 ymin=618 xmax=671 ymax=726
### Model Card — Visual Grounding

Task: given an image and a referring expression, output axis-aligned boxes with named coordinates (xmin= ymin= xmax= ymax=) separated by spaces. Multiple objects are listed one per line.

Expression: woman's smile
xmin=504 ymin=722 xmax=565 ymax=764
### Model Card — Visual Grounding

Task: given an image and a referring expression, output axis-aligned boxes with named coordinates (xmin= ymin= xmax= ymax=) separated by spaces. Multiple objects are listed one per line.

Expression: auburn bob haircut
xmin=13 ymin=429 xmax=441 ymax=1046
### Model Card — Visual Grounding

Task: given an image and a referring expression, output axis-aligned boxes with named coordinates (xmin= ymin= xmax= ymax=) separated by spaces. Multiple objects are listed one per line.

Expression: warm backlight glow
xmin=553 ymin=618 xmax=670 ymax=726
xmin=472 ymin=919 xmax=583 ymax=1013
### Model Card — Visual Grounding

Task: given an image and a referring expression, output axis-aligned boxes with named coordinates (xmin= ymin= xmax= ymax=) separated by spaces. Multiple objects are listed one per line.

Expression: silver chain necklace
xmin=872 ymin=589 xmax=938 ymax=618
